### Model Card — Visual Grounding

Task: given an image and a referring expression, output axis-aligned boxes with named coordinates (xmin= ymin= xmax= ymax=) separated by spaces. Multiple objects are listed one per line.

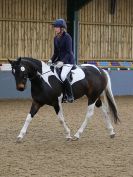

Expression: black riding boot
xmin=64 ymin=78 xmax=74 ymax=103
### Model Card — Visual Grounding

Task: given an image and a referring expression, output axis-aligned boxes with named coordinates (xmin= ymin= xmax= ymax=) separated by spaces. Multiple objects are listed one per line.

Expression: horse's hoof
xmin=72 ymin=136 xmax=79 ymax=141
xmin=66 ymin=136 xmax=72 ymax=141
xmin=110 ymin=134 xmax=115 ymax=138
xmin=16 ymin=137 xmax=23 ymax=143
xmin=66 ymin=137 xmax=72 ymax=141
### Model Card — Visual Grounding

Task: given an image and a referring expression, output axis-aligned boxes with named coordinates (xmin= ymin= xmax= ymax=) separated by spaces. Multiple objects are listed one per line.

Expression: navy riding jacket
xmin=51 ymin=32 xmax=75 ymax=64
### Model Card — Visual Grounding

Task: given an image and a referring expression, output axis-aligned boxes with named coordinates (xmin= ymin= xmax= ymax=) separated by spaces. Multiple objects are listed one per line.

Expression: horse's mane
xmin=20 ymin=57 xmax=42 ymax=73
xmin=20 ymin=57 xmax=41 ymax=65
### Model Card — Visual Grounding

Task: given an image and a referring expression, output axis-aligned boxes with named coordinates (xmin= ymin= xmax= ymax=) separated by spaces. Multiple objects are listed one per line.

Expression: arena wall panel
xmin=0 ymin=0 xmax=67 ymax=63
xmin=0 ymin=70 xmax=133 ymax=99
xmin=0 ymin=0 xmax=132 ymax=63
xmin=79 ymin=0 xmax=133 ymax=61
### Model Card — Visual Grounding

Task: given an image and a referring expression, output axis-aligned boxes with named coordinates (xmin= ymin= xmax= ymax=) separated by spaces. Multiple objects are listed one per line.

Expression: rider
xmin=48 ymin=18 xmax=75 ymax=103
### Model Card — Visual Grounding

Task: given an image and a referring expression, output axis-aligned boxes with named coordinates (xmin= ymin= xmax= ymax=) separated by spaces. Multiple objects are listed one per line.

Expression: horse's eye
xmin=21 ymin=66 xmax=25 ymax=72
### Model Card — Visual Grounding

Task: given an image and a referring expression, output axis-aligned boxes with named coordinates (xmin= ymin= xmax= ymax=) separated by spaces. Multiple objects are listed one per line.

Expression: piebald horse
xmin=8 ymin=57 xmax=119 ymax=142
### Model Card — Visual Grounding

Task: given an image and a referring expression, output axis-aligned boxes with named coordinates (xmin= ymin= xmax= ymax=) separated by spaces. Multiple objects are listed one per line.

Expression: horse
xmin=8 ymin=57 xmax=119 ymax=142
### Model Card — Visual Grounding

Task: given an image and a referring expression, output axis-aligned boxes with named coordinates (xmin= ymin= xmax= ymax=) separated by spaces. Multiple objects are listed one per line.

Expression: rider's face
xmin=54 ymin=27 xmax=61 ymax=34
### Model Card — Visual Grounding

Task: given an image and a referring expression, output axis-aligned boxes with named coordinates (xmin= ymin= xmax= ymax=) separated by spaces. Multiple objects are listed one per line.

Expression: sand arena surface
xmin=0 ymin=97 xmax=133 ymax=177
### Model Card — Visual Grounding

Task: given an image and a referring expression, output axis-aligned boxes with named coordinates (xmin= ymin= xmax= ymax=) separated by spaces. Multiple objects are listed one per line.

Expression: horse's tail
xmin=103 ymin=70 xmax=120 ymax=124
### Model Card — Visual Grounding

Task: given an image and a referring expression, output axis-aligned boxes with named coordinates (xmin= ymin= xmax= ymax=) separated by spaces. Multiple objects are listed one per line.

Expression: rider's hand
xmin=47 ymin=59 xmax=52 ymax=65
xmin=56 ymin=61 xmax=64 ymax=68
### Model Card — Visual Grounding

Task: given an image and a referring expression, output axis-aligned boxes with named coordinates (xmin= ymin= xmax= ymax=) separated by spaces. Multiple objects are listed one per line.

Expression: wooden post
xmin=110 ymin=0 xmax=116 ymax=15
xmin=67 ymin=0 xmax=79 ymax=64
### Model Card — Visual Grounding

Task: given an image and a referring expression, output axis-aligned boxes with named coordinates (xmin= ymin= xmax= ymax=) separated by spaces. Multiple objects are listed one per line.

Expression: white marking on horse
xmin=57 ymin=94 xmax=71 ymax=139
xmin=20 ymin=66 xmax=25 ymax=71
xmin=74 ymin=103 xmax=95 ymax=139
xmin=101 ymin=99 xmax=115 ymax=136
xmin=41 ymin=61 xmax=55 ymax=87
xmin=54 ymin=68 xmax=62 ymax=82
xmin=69 ymin=66 xmax=85 ymax=85
xmin=40 ymin=62 xmax=99 ymax=87
xmin=17 ymin=113 xmax=32 ymax=140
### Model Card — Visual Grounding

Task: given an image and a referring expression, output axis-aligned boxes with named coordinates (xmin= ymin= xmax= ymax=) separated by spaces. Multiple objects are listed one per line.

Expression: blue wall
xmin=109 ymin=70 xmax=133 ymax=96
xmin=0 ymin=71 xmax=31 ymax=99
xmin=0 ymin=70 xmax=133 ymax=99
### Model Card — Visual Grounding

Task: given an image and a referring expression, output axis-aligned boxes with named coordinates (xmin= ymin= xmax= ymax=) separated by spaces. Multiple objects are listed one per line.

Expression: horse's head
xmin=8 ymin=57 xmax=28 ymax=91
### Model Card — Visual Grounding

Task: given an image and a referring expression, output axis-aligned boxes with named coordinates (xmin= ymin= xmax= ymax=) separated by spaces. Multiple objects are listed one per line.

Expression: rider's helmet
xmin=53 ymin=19 xmax=67 ymax=29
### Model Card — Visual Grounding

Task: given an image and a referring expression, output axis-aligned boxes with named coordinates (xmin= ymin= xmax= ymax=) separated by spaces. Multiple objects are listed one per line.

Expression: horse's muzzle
xmin=16 ymin=83 xmax=25 ymax=91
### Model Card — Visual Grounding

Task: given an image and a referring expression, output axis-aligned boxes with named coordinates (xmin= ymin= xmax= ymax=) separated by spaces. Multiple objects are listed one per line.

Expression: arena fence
xmin=1 ymin=61 xmax=133 ymax=71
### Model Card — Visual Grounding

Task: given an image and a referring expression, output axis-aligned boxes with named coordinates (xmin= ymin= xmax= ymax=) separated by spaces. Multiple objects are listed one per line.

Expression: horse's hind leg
xmin=101 ymin=93 xmax=115 ymax=138
xmin=54 ymin=95 xmax=72 ymax=140
xmin=74 ymin=102 xmax=95 ymax=140
xmin=17 ymin=101 xmax=41 ymax=142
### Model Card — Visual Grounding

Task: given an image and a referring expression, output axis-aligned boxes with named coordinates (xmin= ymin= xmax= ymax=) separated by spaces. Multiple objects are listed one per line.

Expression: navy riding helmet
xmin=53 ymin=19 xmax=67 ymax=29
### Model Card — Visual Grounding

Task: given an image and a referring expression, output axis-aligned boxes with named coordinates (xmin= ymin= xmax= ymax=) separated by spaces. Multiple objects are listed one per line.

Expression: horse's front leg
xmin=17 ymin=101 xmax=41 ymax=142
xmin=54 ymin=97 xmax=72 ymax=140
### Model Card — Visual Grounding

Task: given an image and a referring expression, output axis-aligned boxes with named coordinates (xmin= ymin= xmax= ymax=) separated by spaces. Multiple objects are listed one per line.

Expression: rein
xmin=29 ymin=70 xmax=52 ymax=81
xmin=41 ymin=70 xmax=51 ymax=75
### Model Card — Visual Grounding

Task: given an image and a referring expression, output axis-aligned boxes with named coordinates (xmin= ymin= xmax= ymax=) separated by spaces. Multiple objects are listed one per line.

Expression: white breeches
xmin=61 ymin=65 xmax=73 ymax=81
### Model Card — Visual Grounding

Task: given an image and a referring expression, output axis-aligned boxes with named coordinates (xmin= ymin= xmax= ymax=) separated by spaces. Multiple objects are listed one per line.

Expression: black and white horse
xmin=8 ymin=57 xmax=119 ymax=142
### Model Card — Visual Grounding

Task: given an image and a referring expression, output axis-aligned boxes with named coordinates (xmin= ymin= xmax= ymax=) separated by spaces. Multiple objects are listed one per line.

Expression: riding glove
xmin=47 ymin=59 xmax=52 ymax=65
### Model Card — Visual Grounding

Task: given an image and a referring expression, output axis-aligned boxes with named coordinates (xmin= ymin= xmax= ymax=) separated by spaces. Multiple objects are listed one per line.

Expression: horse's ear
xmin=8 ymin=59 xmax=13 ymax=65
xmin=17 ymin=57 xmax=21 ymax=64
